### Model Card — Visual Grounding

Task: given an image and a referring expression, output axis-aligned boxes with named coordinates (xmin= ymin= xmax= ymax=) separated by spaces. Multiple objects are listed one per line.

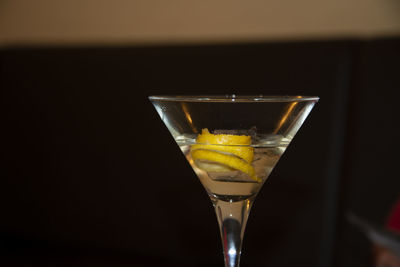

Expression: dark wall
xmin=0 ymin=38 xmax=399 ymax=267
xmin=335 ymin=38 xmax=400 ymax=267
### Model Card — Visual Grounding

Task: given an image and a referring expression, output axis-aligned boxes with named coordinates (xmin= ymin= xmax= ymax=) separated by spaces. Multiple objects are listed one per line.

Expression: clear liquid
xmin=178 ymin=134 xmax=289 ymax=202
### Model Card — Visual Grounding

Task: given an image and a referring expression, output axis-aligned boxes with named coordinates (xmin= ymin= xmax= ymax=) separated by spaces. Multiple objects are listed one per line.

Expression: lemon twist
xmin=191 ymin=144 xmax=254 ymax=163
xmin=191 ymin=128 xmax=260 ymax=182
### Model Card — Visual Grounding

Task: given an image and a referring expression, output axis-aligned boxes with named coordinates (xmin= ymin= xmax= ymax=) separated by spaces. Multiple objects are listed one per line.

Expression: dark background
xmin=1 ymin=37 xmax=399 ymax=266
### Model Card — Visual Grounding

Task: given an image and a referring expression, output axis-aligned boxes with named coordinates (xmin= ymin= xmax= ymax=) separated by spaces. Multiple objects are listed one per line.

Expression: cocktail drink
xmin=149 ymin=95 xmax=318 ymax=267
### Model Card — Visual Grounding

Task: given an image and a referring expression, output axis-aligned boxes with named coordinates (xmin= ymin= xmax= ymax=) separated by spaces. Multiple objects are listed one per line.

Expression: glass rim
xmin=148 ymin=95 xmax=319 ymax=102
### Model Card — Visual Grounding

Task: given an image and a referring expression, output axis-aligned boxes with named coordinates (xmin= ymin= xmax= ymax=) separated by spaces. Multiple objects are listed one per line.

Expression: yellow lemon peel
xmin=191 ymin=144 xmax=254 ymax=163
xmin=191 ymin=128 xmax=260 ymax=182
xmin=195 ymin=128 xmax=251 ymax=145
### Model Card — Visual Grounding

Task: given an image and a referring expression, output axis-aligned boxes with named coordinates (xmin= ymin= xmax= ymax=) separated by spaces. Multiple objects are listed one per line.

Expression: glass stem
xmin=213 ymin=197 xmax=254 ymax=267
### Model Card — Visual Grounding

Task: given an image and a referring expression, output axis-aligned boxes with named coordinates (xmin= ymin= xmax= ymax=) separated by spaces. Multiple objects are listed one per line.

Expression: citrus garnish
xmin=191 ymin=128 xmax=261 ymax=182
xmin=195 ymin=128 xmax=251 ymax=145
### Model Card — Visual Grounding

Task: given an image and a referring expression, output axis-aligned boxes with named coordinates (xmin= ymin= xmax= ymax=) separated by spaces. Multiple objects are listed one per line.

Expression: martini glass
xmin=149 ymin=95 xmax=318 ymax=267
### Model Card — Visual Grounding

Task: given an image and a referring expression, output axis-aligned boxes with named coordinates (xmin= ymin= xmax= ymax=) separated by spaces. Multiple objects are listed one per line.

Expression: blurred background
xmin=1 ymin=0 xmax=400 ymax=266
